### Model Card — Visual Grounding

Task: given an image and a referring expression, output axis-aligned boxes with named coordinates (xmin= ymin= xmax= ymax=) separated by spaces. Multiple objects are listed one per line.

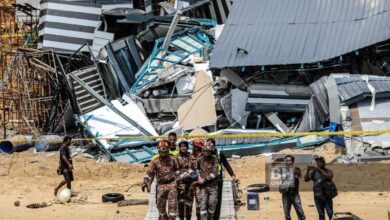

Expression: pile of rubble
xmin=1 ymin=0 xmax=390 ymax=164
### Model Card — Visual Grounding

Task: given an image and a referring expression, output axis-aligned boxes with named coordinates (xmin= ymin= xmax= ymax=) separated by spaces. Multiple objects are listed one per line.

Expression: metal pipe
xmin=0 ymin=135 xmax=34 ymax=153
xmin=161 ymin=10 xmax=183 ymax=50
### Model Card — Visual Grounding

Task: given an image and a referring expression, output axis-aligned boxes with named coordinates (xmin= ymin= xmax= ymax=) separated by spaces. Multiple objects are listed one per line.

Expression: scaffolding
xmin=1 ymin=1 xmax=55 ymax=137
xmin=2 ymin=49 xmax=69 ymax=135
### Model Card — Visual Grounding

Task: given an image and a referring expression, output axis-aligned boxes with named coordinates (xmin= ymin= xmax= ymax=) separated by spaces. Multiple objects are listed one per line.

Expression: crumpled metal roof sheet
xmin=336 ymin=75 xmax=390 ymax=105
xmin=210 ymin=0 xmax=390 ymax=68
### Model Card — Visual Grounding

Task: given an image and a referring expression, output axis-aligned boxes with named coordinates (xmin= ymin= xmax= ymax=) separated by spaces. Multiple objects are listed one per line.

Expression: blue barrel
xmin=247 ymin=192 xmax=259 ymax=210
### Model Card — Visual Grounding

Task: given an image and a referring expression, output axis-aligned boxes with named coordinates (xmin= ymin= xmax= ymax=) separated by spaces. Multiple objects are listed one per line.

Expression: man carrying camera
xmin=305 ymin=156 xmax=335 ymax=220
xmin=273 ymin=155 xmax=306 ymax=220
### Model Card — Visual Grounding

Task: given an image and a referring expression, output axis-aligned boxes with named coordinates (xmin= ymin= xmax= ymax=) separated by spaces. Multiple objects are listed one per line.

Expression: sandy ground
xmin=0 ymin=143 xmax=389 ymax=220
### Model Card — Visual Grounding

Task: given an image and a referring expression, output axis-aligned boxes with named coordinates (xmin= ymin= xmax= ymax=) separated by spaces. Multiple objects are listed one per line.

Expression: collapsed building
xmin=209 ymin=0 xmax=390 ymax=162
xmin=1 ymin=0 xmax=390 ymax=163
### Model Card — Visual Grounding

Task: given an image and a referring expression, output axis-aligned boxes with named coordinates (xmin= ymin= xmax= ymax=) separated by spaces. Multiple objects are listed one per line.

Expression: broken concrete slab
xmin=178 ymin=71 xmax=217 ymax=130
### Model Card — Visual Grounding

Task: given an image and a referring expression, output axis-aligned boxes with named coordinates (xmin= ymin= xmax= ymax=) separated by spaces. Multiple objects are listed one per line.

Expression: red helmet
xmin=193 ymin=139 xmax=204 ymax=148
xmin=158 ymin=140 xmax=169 ymax=147
xmin=158 ymin=140 xmax=170 ymax=152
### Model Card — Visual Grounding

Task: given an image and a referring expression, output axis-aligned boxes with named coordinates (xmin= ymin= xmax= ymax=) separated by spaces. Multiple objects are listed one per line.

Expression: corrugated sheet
xmin=296 ymin=96 xmax=326 ymax=132
xmin=210 ymin=0 xmax=390 ymax=68
xmin=310 ymin=76 xmax=329 ymax=116
xmin=336 ymin=75 xmax=390 ymax=105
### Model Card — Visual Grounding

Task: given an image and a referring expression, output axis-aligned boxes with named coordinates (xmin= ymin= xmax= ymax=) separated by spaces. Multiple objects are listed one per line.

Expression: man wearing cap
xmin=196 ymin=141 xmax=219 ymax=220
xmin=175 ymin=140 xmax=193 ymax=220
xmin=190 ymin=139 xmax=205 ymax=220
xmin=305 ymin=156 xmax=334 ymax=220
xmin=206 ymin=138 xmax=238 ymax=220
xmin=143 ymin=140 xmax=179 ymax=220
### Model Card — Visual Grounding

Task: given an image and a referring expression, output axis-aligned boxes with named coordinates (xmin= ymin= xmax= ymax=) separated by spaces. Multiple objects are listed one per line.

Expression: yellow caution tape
xmin=1 ymin=129 xmax=390 ymax=143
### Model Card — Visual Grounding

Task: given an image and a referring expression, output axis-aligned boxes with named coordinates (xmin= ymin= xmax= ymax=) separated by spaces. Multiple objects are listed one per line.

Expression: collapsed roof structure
xmin=208 ymin=0 xmax=390 ymax=162
xmin=210 ymin=0 xmax=390 ymax=68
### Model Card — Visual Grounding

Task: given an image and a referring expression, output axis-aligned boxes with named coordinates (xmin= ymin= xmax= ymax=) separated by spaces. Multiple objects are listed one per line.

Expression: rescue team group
xmin=54 ymin=134 xmax=336 ymax=220
xmin=142 ymin=133 xmax=237 ymax=220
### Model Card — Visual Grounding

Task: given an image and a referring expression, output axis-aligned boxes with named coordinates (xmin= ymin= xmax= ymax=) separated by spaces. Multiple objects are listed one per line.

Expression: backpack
xmin=323 ymin=180 xmax=338 ymax=199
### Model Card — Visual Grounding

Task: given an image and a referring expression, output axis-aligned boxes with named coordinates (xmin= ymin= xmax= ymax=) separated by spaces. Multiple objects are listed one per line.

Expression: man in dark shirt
xmin=305 ymin=156 xmax=334 ymax=220
xmin=54 ymin=136 xmax=74 ymax=196
xmin=274 ymin=155 xmax=306 ymax=220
